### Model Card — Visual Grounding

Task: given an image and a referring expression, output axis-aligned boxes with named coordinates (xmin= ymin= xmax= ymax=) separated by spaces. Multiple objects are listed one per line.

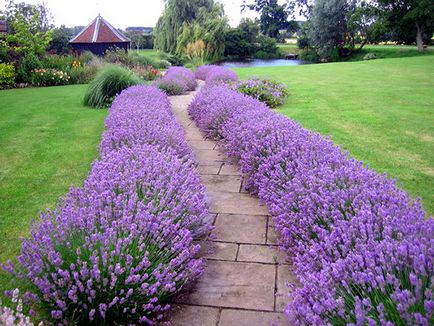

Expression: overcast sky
xmin=1 ymin=0 xmax=262 ymax=28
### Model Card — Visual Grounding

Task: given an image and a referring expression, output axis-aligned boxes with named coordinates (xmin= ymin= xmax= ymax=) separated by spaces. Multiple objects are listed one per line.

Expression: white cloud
xmin=1 ymin=0 xmax=259 ymax=29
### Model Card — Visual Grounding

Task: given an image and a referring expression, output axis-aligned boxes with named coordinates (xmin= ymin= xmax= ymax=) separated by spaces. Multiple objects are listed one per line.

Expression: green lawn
xmin=0 ymin=85 xmax=106 ymax=293
xmin=235 ymin=56 xmax=434 ymax=214
xmin=135 ymin=49 xmax=163 ymax=59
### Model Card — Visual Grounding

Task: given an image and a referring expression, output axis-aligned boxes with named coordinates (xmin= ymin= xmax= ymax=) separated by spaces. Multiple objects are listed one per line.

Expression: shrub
xmin=232 ymin=78 xmax=289 ymax=108
xmin=104 ymin=47 xmax=131 ymax=66
xmin=16 ymin=53 xmax=42 ymax=83
xmin=0 ymin=289 xmax=34 ymax=326
xmin=153 ymin=76 xmax=188 ymax=95
xmin=188 ymin=83 xmax=433 ymax=325
xmin=4 ymin=85 xmax=209 ymax=324
xmin=31 ymin=68 xmax=70 ymax=86
xmin=363 ymin=52 xmax=377 ymax=60
xmin=164 ymin=66 xmax=197 ymax=90
xmin=41 ymin=54 xmax=75 ymax=70
xmin=195 ymin=65 xmax=219 ymax=80
xmin=152 ymin=67 xmax=196 ymax=95
xmin=83 ymin=65 xmax=142 ymax=108
xmin=205 ymin=66 xmax=238 ymax=85
xmin=130 ymin=64 xmax=161 ymax=81
xmin=100 ymin=85 xmax=194 ymax=160
xmin=0 ymin=63 xmax=15 ymax=88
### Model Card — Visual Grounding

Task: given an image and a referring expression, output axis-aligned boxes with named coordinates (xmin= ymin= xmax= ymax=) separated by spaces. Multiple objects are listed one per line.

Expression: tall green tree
xmin=154 ymin=0 xmax=226 ymax=58
xmin=377 ymin=0 xmax=434 ymax=51
xmin=4 ymin=1 xmax=53 ymax=55
xmin=243 ymin=0 xmax=290 ymax=38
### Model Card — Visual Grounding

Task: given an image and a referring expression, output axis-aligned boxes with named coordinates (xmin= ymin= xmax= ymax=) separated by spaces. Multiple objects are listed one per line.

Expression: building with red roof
xmin=70 ymin=15 xmax=130 ymax=55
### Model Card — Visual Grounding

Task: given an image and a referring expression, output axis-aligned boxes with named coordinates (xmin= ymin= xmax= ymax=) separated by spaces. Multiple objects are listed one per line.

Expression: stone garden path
xmin=165 ymin=85 xmax=296 ymax=326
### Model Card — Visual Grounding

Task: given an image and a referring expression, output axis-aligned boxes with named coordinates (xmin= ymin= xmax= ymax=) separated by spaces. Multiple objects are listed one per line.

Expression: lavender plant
xmin=188 ymin=82 xmax=434 ymax=325
xmin=205 ymin=67 xmax=238 ymax=85
xmin=194 ymin=65 xmax=219 ymax=80
xmin=100 ymin=85 xmax=193 ymax=159
xmin=4 ymin=85 xmax=209 ymax=324
xmin=153 ymin=66 xmax=197 ymax=95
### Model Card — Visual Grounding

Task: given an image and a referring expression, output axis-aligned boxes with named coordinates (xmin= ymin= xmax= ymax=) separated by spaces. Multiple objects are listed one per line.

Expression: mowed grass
xmin=235 ymin=56 xmax=434 ymax=214
xmin=0 ymin=85 xmax=107 ymax=292
xmin=136 ymin=49 xmax=163 ymax=59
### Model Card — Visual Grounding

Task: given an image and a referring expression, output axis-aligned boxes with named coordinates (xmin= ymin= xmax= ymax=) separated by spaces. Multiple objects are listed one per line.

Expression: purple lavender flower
xmin=188 ymin=81 xmax=433 ymax=325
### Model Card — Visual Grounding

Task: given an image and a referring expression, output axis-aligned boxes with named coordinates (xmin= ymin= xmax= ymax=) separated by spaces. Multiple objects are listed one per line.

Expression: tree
xmin=377 ymin=0 xmax=434 ymax=51
xmin=243 ymin=0 xmax=290 ymax=38
xmin=154 ymin=0 xmax=226 ymax=55
xmin=154 ymin=0 xmax=227 ymax=61
xmin=308 ymin=0 xmax=347 ymax=59
xmin=6 ymin=1 xmax=53 ymax=55
xmin=48 ymin=25 xmax=74 ymax=54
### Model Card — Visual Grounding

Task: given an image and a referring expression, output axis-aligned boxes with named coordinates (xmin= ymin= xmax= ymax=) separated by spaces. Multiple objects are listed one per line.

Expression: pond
xmin=218 ymin=58 xmax=309 ymax=68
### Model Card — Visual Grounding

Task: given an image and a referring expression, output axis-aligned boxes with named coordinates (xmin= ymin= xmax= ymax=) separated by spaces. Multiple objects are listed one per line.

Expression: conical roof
xmin=70 ymin=15 xmax=129 ymax=43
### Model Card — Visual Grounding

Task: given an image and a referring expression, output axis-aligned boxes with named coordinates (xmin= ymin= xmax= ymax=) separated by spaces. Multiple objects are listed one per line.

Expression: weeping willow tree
xmin=154 ymin=0 xmax=227 ymax=61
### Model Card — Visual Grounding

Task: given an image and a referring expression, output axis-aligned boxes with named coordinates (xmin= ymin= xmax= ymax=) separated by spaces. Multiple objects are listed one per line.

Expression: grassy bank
xmin=0 ymin=85 xmax=107 ymax=293
xmin=235 ymin=56 xmax=434 ymax=214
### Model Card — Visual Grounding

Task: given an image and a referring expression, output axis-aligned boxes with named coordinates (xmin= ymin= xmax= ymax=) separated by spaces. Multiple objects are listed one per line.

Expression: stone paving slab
xmin=267 ymin=219 xmax=278 ymax=245
xmin=237 ymin=244 xmax=286 ymax=264
xmin=214 ymin=214 xmax=267 ymax=244
xmin=219 ymin=309 xmax=288 ymax=326
xmin=219 ymin=163 xmax=240 ymax=176
xmin=197 ymin=163 xmax=222 ymax=175
xmin=168 ymin=305 xmax=219 ymax=326
xmin=174 ymin=260 xmax=275 ymax=311
xmin=195 ymin=149 xmax=226 ymax=162
xmin=276 ymin=266 xmax=299 ymax=312
xmin=188 ymin=140 xmax=215 ymax=150
xmin=198 ymin=241 xmax=238 ymax=261
xmin=207 ymin=191 xmax=269 ymax=215
xmin=201 ymin=175 xmax=242 ymax=193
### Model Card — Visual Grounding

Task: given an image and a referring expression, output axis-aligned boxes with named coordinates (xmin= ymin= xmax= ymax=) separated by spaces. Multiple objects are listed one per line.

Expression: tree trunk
xmin=416 ymin=24 xmax=424 ymax=52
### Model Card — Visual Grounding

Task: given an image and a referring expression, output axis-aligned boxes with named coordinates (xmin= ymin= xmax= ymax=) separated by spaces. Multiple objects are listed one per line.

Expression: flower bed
xmin=4 ymin=85 xmax=209 ymax=324
xmin=188 ymin=82 xmax=433 ymax=324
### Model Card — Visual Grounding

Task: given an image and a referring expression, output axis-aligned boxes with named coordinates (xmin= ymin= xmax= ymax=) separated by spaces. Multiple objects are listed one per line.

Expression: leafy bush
xmin=298 ymin=48 xmax=320 ymax=63
xmin=130 ymin=64 xmax=161 ymax=81
xmin=31 ymin=68 xmax=70 ymax=86
xmin=16 ymin=53 xmax=42 ymax=83
xmin=41 ymin=54 xmax=75 ymax=70
xmin=188 ymin=82 xmax=433 ymax=325
xmin=363 ymin=52 xmax=377 ymax=60
xmin=232 ymin=78 xmax=289 ymax=108
xmin=254 ymin=35 xmax=280 ymax=59
xmin=83 ymin=65 xmax=142 ymax=108
xmin=104 ymin=47 xmax=131 ymax=66
xmin=0 ymin=63 xmax=15 ymax=88
xmin=4 ymin=85 xmax=209 ymax=324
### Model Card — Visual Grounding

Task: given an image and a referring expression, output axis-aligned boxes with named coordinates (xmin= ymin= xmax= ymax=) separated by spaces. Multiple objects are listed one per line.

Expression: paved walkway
xmin=166 ymin=86 xmax=296 ymax=326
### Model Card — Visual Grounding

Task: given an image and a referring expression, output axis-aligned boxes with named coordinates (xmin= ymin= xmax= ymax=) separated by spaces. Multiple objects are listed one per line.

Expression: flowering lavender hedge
xmin=188 ymin=84 xmax=434 ymax=324
xmin=153 ymin=66 xmax=197 ymax=95
xmin=194 ymin=65 xmax=238 ymax=85
xmin=101 ymin=85 xmax=193 ymax=159
xmin=4 ymin=85 xmax=209 ymax=324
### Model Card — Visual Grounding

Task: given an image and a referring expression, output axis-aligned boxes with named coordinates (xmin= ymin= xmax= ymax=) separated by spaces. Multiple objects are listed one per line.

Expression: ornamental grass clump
xmin=4 ymin=85 xmax=209 ymax=324
xmin=83 ymin=64 xmax=142 ymax=108
xmin=232 ymin=77 xmax=289 ymax=108
xmin=188 ymin=83 xmax=433 ymax=325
